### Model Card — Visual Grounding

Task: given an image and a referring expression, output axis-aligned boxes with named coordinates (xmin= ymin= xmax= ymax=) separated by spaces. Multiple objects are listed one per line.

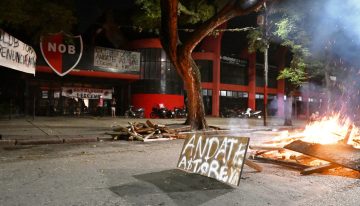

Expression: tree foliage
xmin=273 ymin=15 xmax=310 ymax=85
xmin=247 ymin=1 xmax=311 ymax=87
xmin=132 ymin=0 xmax=219 ymax=34
xmin=0 ymin=0 xmax=76 ymax=42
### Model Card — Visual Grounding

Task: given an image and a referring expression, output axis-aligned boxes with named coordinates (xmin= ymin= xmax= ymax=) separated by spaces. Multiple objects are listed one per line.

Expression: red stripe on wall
xmin=36 ymin=66 xmax=140 ymax=80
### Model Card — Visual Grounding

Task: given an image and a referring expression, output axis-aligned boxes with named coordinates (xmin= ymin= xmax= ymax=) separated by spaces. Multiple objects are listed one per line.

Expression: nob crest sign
xmin=177 ymin=134 xmax=249 ymax=186
xmin=40 ymin=31 xmax=83 ymax=76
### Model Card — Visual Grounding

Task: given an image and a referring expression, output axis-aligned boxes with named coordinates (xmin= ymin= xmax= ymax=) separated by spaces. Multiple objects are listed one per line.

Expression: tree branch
xmin=178 ymin=2 xmax=198 ymax=17
xmin=182 ymin=0 xmax=266 ymax=56
xmin=160 ymin=0 xmax=179 ymax=65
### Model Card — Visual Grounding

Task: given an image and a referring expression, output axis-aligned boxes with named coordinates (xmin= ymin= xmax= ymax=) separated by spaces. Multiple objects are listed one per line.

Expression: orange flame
xmin=251 ymin=113 xmax=360 ymax=168
xmin=301 ymin=114 xmax=357 ymax=145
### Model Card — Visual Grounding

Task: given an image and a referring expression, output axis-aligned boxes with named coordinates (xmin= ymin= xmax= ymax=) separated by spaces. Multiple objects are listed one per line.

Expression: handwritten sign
xmin=177 ymin=134 xmax=249 ymax=186
xmin=0 ymin=29 xmax=36 ymax=74
xmin=94 ymin=46 xmax=140 ymax=72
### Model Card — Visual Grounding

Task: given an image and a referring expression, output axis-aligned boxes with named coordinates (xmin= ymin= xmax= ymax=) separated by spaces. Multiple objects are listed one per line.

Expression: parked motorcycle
xmin=150 ymin=104 xmax=174 ymax=118
xmin=124 ymin=105 xmax=145 ymax=118
xmin=173 ymin=107 xmax=187 ymax=118
xmin=221 ymin=107 xmax=242 ymax=118
xmin=242 ymin=108 xmax=262 ymax=118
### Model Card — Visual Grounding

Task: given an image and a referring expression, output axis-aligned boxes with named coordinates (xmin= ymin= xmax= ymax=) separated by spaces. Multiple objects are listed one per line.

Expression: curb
xmin=0 ymin=139 xmax=16 ymax=146
xmin=16 ymin=138 xmax=63 ymax=145
xmin=0 ymin=136 xmax=110 ymax=146
xmin=63 ymin=137 xmax=98 ymax=143
xmin=98 ymin=136 xmax=113 ymax=142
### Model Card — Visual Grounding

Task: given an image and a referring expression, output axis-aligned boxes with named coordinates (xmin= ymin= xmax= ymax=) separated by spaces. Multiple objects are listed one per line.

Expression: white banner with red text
xmin=61 ymin=87 xmax=112 ymax=99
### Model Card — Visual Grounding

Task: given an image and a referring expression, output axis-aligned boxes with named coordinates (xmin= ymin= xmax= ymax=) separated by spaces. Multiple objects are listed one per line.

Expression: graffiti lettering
xmin=0 ymin=29 xmax=37 ymax=74
xmin=0 ymin=30 xmax=19 ymax=48
xmin=177 ymin=134 xmax=249 ymax=186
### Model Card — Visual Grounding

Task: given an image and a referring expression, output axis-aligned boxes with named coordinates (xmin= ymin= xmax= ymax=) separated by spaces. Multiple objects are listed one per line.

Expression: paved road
xmin=0 ymin=118 xmax=360 ymax=206
xmin=0 ymin=139 xmax=359 ymax=206
xmin=0 ymin=117 xmax=359 ymax=206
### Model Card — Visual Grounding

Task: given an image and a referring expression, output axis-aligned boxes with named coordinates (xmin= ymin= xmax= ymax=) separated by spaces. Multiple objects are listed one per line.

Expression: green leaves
xmin=179 ymin=1 xmax=215 ymax=24
xmin=0 ymin=0 xmax=76 ymax=42
xmin=278 ymin=55 xmax=308 ymax=86
xmin=247 ymin=28 xmax=267 ymax=53
xmin=133 ymin=0 xmax=216 ymax=32
xmin=274 ymin=18 xmax=293 ymax=39
xmin=249 ymin=1 xmax=312 ymax=87
xmin=132 ymin=0 xmax=161 ymax=32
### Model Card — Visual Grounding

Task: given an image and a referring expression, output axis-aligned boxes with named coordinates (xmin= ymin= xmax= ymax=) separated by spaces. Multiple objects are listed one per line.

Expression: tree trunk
xmin=183 ymin=58 xmax=207 ymax=130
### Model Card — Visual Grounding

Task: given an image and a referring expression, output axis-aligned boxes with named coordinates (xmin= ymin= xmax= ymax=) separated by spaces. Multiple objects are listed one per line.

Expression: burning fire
xmin=301 ymin=114 xmax=358 ymax=145
xmin=271 ymin=113 xmax=360 ymax=148
xmin=250 ymin=113 xmax=360 ymax=173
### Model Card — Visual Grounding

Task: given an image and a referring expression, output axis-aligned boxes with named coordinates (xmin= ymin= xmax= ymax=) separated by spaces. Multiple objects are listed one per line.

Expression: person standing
xmin=111 ymin=97 xmax=116 ymax=117
xmin=97 ymin=95 xmax=104 ymax=116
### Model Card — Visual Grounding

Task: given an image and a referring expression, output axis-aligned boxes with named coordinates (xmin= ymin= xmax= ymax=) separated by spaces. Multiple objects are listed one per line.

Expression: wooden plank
xmin=143 ymin=131 xmax=156 ymax=140
xmin=112 ymin=125 xmax=128 ymax=132
xmin=300 ymin=163 xmax=339 ymax=175
xmin=146 ymin=120 xmax=155 ymax=128
xmin=143 ymin=137 xmax=175 ymax=142
xmin=343 ymin=124 xmax=353 ymax=144
xmin=284 ymin=140 xmax=360 ymax=171
xmin=249 ymin=145 xmax=284 ymax=151
xmin=245 ymin=159 xmax=263 ymax=172
xmin=135 ymin=127 xmax=155 ymax=133
xmin=208 ymin=125 xmax=223 ymax=130
xmin=174 ymin=126 xmax=191 ymax=132
xmin=253 ymin=156 xmax=310 ymax=170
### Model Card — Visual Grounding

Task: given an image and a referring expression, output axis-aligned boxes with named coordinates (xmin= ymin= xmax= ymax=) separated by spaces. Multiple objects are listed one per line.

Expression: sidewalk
xmin=0 ymin=116 xmax=306 ymax=146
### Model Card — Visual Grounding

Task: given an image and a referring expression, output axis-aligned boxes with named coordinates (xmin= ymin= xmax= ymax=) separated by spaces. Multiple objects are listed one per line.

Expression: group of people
xmin=97 ymin=96 xmax=117 ymax=117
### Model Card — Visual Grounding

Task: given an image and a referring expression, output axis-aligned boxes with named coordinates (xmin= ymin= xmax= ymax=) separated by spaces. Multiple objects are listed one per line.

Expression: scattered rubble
xmin=106 ymin=120 xmax=191 ymax=142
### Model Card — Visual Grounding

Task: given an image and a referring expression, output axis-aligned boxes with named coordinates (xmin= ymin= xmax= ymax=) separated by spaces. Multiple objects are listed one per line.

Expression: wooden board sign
xmin=177 ymin=134 xmax=250 ymax=186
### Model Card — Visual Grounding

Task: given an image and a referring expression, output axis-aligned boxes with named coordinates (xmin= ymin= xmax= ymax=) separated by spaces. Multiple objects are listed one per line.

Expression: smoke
xmin=270 ymin=0 xmax=360 ymax=63
xmin=311 ymin=0 xmax=360 ymax=120
xmin=267 ymin=96 xmax=279 ymax=116
xmin=271 ymin=0 xmax=360 ymax=121
xmin=308 ymin=0 xmax=360 ymax=63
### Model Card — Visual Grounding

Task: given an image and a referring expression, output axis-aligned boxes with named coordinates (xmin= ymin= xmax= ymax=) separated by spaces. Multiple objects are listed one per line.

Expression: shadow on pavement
xmin=109 ymin=169 xmax=234 ymax=206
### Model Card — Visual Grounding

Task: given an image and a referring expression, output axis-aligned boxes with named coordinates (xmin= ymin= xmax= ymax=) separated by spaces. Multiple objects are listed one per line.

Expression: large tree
xmin=135 ymin=0 xmax=265 ymax=130
xmin=0 ymin=0 xmax=76 ymax=42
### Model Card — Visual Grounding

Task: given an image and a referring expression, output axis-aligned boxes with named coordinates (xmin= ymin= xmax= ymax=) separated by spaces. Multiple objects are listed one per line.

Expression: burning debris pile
xmin=249 ymin=114 xmax=360 ymax=176
xmin=107 ymin=120 xmax=192 ymax=142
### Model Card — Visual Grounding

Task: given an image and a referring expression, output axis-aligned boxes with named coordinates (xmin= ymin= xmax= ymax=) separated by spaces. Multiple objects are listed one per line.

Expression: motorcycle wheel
xmin=139 ymin=112 xmax=144 ymax=118
xmin=124 ymin=111 xmax=130 ymax=118
xmin=150 ymin=112 xmax=157 ymax=118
